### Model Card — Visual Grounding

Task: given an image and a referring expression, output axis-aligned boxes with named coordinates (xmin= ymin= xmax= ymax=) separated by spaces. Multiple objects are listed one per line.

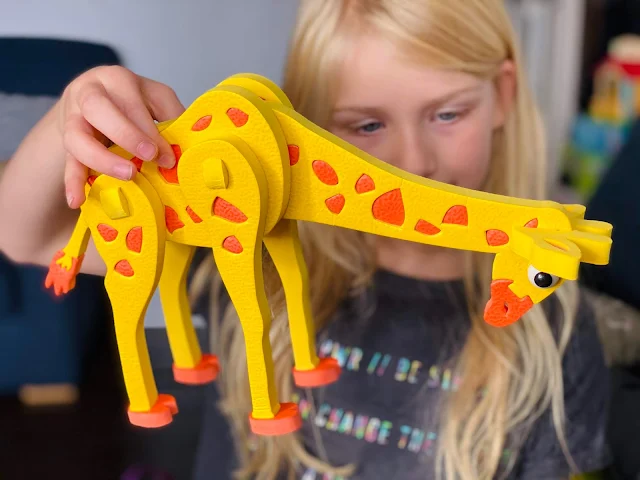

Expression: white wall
xmin=0 ymin=0 xmax=300 ymax=105
xmin=506 ymin=0 xmax=585 ymax=187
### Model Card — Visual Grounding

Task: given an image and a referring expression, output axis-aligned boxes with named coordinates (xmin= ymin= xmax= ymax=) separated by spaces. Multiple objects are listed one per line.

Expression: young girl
xmin=0 ymin=1 xmax=611 ymax=479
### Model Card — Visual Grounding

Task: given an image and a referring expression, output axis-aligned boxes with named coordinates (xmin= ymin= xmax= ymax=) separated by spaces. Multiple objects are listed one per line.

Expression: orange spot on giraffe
xmin=87 ymin=175 xmax=98 ymax=186
xmin=192 ymin=115 xmax=212 ymax=131
xmin=213 ymin=197 xmax=248 ymax=223
xmin=325 ymin=194 xmax=345 ymax=214
xmin=415 ymin=219 xmax=441 ymax=235
xmin=130 ymin=157 xmax=144 ymax=172
xmin=126 ymin=227 xmax=143 ymax=253
xmin=114 ymin=259 xmax=134 ymax=277
xmin=312 ymin=160 xmax=339 ymax=185
xmin=442 ymin=205 xmax=468 ymax=226
xmin=486 ymin=229 xmax=509 ymax=246
xmin=165 ymin=206 xmax=185 ymax=233
xmin=355 ymin=174 xmax=375 ymax=193
xmin=525 ymin=218 xmax=538 ymax=228
xmin=222 ymin=236 xmax=243 ymax=253
xmin=288 ymin=145 xmax=300 ymax=166
xmin=226 ymin=108 xmax=248 ymax=127
xmin=159 ymin=145 xmax=182 ymax=184
xmin=97 ymin=224 xmax=118 ymax=242
xmin=186 ymin=206 xmax=203 ymax=223
xmin=372 ymin=189 xmax=405 ymax=226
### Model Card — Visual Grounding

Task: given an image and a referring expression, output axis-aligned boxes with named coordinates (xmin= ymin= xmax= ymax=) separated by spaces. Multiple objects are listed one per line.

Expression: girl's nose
xmin=395 ymin=131 xmax=437 ymax=178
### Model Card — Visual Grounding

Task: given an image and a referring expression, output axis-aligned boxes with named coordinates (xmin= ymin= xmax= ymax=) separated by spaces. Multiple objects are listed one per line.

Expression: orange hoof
xmin=44 ymin=250 xmax=84 ymax=296
xmin=127 ymin=394 xmax=178 ymax=428
xmin=249 ymin=402 xmax=302 ymax=436
xmin=293 ymin=357 xmax=341 ymax=387
xmin=173 ymin=354 xmax=220 ymax=385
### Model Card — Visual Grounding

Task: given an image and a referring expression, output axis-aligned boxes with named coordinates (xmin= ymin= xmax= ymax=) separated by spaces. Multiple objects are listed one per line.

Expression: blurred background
xmin=0 ymin=0 xmax=639 ymax=479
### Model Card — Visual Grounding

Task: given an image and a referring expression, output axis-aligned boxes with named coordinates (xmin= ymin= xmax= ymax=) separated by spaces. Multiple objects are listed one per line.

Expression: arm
xmin=0 ymin=105 xmax=105 ymax=273
xmin=0 ymin=66 xmax=184 ymax=274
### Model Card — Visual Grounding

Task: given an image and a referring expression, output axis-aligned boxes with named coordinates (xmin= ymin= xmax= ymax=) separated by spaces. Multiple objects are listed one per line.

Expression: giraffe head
xmin=484 ymin=206 xmax=613 ymax=327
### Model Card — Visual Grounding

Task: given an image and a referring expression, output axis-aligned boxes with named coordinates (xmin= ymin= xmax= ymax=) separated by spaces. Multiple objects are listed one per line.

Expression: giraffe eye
xmin=527 ymin=265 xmax=560 ymax=289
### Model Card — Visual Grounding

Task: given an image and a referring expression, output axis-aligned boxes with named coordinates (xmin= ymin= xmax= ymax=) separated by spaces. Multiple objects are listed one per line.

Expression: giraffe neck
xmin=273 ymin=106 xmax=573 ymax=254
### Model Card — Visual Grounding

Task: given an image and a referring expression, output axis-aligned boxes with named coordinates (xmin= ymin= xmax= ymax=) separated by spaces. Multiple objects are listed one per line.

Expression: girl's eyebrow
xmin=332 ymin=85 xmax=482 ymax=116
xmin=331 ymin=105 xmax=384 ymax=117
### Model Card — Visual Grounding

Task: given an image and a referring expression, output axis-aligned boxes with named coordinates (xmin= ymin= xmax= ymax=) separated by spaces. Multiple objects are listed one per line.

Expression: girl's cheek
xmin=446 ymin=125 xmax=493 ymax=189
xmin=346 ymin=134 xmax=387 ymax=160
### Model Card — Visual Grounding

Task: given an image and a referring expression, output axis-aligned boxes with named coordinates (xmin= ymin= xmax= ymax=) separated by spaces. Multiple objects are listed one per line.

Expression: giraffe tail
xmin=45 ymin=212 xmax=92 ymax=296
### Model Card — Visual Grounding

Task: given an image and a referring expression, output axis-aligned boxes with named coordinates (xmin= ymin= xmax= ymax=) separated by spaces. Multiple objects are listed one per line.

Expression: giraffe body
xmin=44 ymin=73 xmax=613 ymax=435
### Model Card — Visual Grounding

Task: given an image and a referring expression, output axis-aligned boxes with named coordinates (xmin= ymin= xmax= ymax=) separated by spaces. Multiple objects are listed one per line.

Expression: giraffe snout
xmin=483 ymin=279 xmax=534 ymax=328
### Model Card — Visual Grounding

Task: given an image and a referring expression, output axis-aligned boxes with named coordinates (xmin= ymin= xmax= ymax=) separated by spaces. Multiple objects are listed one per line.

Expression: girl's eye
xmin=435 ymin=111 xmax=459 ymax=123
xmin=357 ymin=121 xmax=383 ymax=134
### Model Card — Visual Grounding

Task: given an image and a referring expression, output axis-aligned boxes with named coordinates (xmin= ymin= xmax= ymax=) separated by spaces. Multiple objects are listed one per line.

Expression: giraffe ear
xmin=492 ymin=60 xmax=516 ymax=130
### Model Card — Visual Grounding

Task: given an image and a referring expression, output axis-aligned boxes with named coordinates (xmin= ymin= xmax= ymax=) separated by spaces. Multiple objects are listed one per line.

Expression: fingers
xmin=108 ymin=87 xmax=178 ymax=169
xmin=59 ymin=66 xmax=183 ymax=200
xmin=63 ymin=114 xmax=135 ymax=183
xmin=64 ymin=153 xmax=88 ymax=209
xmin=100 ymin=73 xmax=179 ymax=168
xmin=140 ymin=77 xmax=186 ymax=121
xmin=76 ymin=82 xmax=175 ymax=168
xmin=100 ymin=70 xmax=182 ymax=168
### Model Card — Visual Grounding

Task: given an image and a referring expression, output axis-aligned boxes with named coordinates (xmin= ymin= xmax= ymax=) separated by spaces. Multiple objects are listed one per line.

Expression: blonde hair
xmin=191 ymin=1 xmax=579 ymax=478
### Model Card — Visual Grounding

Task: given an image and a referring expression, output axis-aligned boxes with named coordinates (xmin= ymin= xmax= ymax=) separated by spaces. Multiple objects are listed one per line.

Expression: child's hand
xmin=57 ymin=66 xmax=185 ymax=208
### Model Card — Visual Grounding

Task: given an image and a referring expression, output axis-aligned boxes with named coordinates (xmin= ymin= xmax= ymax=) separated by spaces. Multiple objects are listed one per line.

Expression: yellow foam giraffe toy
xmin=44 ymin=73 xmax=613 ymax=436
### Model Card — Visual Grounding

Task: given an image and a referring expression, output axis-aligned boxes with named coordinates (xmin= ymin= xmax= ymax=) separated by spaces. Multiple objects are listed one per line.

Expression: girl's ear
xmin=492 ymin=60 xmax=517 ymax=129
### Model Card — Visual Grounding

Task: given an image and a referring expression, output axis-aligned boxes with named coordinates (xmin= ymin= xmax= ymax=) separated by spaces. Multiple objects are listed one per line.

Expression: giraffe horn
xmin=573 ymin=219 xmax=613 ymax=237
xmin=562 ymin=204 xmax=586 ymax=219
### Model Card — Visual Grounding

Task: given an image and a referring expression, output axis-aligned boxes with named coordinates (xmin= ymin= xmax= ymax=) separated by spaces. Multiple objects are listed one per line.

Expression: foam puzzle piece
xmin=45 ymin=73 xmax=613 ymax=436
xmin=100 ymin=186 xmax=130 ymax=220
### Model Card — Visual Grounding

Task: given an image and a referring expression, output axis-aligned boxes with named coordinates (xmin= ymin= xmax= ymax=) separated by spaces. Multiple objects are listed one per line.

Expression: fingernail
xmin=113 ymin=163 xmax=133 ymax=180
xmin=66 ymin=193 xmax=74 ymax=208
xmin=158 ymin=153 xmax=175 ymax=169
xmin=137 ymin=141 xmax=158 ymax=161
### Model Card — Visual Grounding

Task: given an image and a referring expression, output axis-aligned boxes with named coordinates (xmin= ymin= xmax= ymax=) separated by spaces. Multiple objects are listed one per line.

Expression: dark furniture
xmin=0 ymin=38 xmax=207 ymax=480
xmin=0 ymin=37 xmax=119 ymax=395
xmin=581 ymin=119 xmax=640 ymax=480
xmin=0 ymin=37 xmax=121 ymax=96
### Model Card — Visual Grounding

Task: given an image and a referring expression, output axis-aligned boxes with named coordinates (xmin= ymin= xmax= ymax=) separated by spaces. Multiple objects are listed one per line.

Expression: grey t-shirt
xmin=193 ymin=269 xmax=611 ymax=479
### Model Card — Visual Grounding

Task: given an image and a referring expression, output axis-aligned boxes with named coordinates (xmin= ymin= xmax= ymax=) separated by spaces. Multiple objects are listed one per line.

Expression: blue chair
xmin=0 ymin=37 xmax=120 ymax=398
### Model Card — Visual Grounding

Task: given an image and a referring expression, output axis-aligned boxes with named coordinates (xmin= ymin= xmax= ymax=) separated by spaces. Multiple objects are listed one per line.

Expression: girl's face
xmin=328 ymin=32 xmax=515 ymax=191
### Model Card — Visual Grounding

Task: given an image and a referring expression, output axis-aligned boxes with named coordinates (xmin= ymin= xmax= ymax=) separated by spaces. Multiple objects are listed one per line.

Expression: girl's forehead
xmin=342 ymin=32 xmax=480 ymax=81
xmin=335 ymin=35 xmax=486 ymax=104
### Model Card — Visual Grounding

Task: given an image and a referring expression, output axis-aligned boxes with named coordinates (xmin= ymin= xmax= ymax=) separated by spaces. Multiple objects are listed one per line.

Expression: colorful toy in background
xmin=563 ymin=34 xmax=640 ymax=200
xmin=43 ymin=73 xmax=612 ymax=436
xmin=590 ymin=34 xmax=640 ymax=123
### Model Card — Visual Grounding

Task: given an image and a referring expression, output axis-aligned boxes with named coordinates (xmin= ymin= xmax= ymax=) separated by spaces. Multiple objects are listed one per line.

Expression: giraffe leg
xmin=176 ymin=135 xmax=301 ymax=435
xmin=84 ymin=174 xmax=175 ymax=428
xmin=159 ymin=241 xmax=219 ymax=385
xmin=213 ymin=227 xmax=302 ymax=435
xmin=108 ymin=271 xmax=177 ymax=427
xmin=263 ymin=219 xmax=341 ymax=387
